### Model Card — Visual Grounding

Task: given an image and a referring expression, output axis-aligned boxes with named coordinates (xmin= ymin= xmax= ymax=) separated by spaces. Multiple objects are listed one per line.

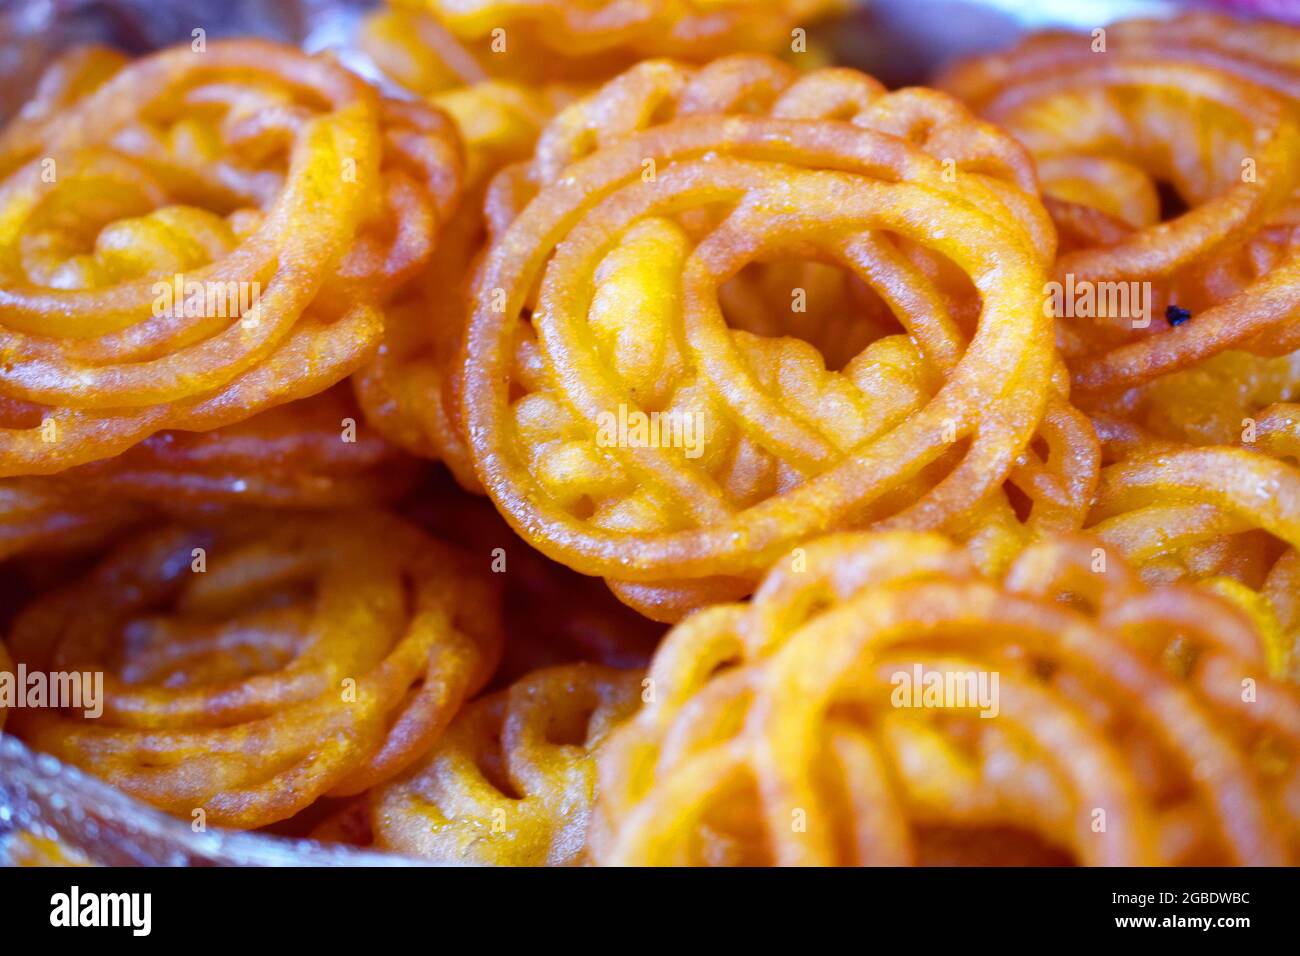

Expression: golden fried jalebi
xmin=373 ymin=663 xmax=640 ymax=864
xmin=354 ymin=76 xmax=569 ymax=487
xmin=589 ymin=532 xmax=1300 ymax=865
xmin=4 ymin=511 xmax=502 ymax=828
xmin=385 ymin=1 xmax=844 ymax=82
xmin=464 ymin=54 xmax=1096 ymax=620
xmin=941 ymin=14 xmax=1300 ymax=397
xmin=0 ymin=39 xmax=461 ymax=477
xmin=7 ymin=0 xmax=1300 ymax=875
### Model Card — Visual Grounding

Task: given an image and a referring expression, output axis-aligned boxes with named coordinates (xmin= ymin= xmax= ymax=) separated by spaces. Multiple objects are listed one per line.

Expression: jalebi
xmin=385 ymin=1 xmax=844 ymax=82
xmin=464 ymin=54 xmax=1094 ymax=620
xmin=0 ymin=39 xmax=461 ymax=476
xmin=590 ymin=532 xmax=1300 ymax=864
xmin=941 ymin=14 xmax=1300 ymax=396
xmin=4 ymin=511 xmax=502 ymax=828
xmin=354 ymin=72 xmax=570 ymax=487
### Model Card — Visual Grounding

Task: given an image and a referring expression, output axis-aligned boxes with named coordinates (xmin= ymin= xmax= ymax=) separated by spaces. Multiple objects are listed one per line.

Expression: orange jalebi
xmin=5 ymin=2 xmax=1300 ymax=874
xmin=940 ymin=15 xmax=1300 ymax=687
xmin=941 ymin=14 xmax=1300 ymax=397
xmin=384 ymin=0 xmax=844 ymax=82
xmin=373 ymin=662 xmax=640 ymax=864
xmin=4 ymin=511 xmax=503 ymax=829
xmin=1084 ymin=408 xmax=1300 ymax=681
xmin=0 ymin=39 xmax=461 ymax=476
xmin=590 ymin=532 xmax=1300 ymax=865
xmin=0 ymin=475 xmax=142 ymax=562
xmin=464 ymin=54 xmax=1095 ymax=620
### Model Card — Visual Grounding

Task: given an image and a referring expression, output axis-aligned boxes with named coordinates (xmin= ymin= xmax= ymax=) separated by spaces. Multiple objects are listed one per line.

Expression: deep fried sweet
xmin=590 ymin=532 xmax=1300 ymax=865
xmin=1 ymin=388 xmax=419 ymax=562
xmin=941 ymin=14 xmax=1300 ymax=396
xmin=0 ymin=39 xmax=461 ymax=476
xmin=4 ymin=511 xmax=502 ymax=829
xmin=464 ymin=55 xmax=1094 ymax=620
xmin=373 ymin=663 xmax=640 ymax=864
xmin=388 ymin=1 xmax=844 ymax=79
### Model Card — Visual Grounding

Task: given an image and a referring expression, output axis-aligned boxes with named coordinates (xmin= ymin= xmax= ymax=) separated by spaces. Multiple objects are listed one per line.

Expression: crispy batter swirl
xmin=590 ymin=532 xmax=1300 ymax=865
xmin=464 ymin=55 xmax=1092 ymax=620
xmin=0 ymin=40 xmax=461 ymax=476
xmin=942 ymin=14 xmax=1300 ymax=395
xmin=5 ymin=511 xmax=502 ymax=828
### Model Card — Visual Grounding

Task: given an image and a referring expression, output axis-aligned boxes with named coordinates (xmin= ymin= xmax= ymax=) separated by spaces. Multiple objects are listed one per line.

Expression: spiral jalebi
xmin=373 ymin=663 xmax=640 ymax=864
xmin=4 ymin=4 xmax=1300 ymax=873
xmin=0 ymin=39 xmax=461 ymax=477
xmin=464 ymin=54 xmax=1096 ymax=620
xmin=5 ymin=511 xmax=503 ymax=829
xmin=941 ymin=14 xmax=1300 ymax=397
xmin=1 ymin=387 xmax=418 ymax=560
xmin=589 ymin=532 xmax=1300 ymax=865
xmin=1082 ymin=406 xmax=1300 ymax=681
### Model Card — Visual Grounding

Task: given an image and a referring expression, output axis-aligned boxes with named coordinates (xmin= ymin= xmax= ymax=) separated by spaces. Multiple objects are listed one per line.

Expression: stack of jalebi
xmin=590 ymin=532 xmax=1300 ymax=865
xmin=3 ymin=5 xmax=1300 ymax=871
xmin=940 ymin=13 xmax=1300 ymax=396
xmin=463 ymin=54 xmax=1096 ymax=621
xmin=6 ymin=512 xmax=503 ymax=828
xmin=944 ymin=15 xmax=1300 ymax=685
